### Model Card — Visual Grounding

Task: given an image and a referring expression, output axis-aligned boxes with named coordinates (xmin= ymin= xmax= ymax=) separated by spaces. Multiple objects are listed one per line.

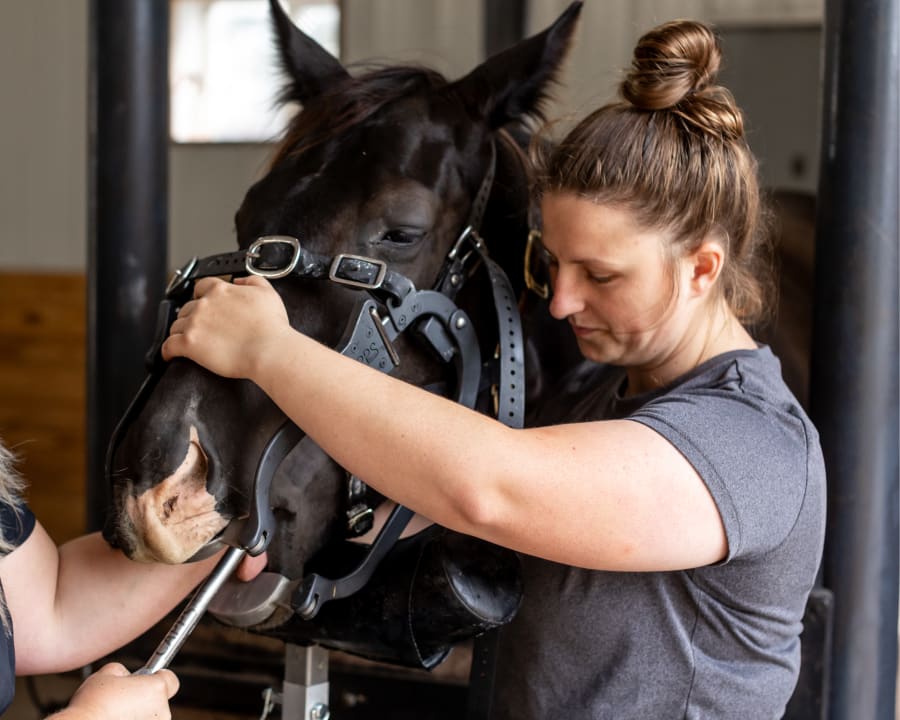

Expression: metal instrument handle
xmin=135 ymin=546 xmax=247 ymax=675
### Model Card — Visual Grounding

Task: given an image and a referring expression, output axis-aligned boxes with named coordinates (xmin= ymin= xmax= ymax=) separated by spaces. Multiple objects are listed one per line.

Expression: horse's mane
xmin=270 ymin=65 xmax=450 ymax=168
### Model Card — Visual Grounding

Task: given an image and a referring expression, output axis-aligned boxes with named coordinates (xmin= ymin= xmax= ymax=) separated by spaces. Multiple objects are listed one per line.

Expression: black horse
xmin=104 ymin=0 xmax=582 ymax=667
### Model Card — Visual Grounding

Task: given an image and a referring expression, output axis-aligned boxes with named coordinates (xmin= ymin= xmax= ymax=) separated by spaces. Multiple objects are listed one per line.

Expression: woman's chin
xmin=576 ymin=339 xmax=620 ymax=366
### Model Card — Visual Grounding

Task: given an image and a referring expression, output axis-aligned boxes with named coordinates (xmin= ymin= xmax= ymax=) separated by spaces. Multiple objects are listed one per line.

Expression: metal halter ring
xmin=246 ymin=235 xmax=302 ymax=279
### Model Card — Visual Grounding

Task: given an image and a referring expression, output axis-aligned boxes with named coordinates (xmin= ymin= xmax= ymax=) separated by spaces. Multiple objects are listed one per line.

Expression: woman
xmin=162 ymin=19 xmax=825 ymax=719
xmin=0 ymin=442 xmax=264 ymax=719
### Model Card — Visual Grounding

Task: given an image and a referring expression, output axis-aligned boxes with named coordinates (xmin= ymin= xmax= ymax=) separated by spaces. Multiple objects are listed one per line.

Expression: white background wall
xmin=0 ymin=0 xmax=822 ymax=271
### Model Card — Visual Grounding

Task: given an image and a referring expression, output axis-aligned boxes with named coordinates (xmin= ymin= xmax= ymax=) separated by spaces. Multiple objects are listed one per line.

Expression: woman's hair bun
xmin=621 ymin=20 xmax=720 ymax=109
xmin=620 ymin=20 xmax=743 ymax=138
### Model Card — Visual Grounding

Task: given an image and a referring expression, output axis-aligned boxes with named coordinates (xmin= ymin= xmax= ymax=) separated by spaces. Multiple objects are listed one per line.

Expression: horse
xmin=103 ymin=0 xmax=583 ymax=669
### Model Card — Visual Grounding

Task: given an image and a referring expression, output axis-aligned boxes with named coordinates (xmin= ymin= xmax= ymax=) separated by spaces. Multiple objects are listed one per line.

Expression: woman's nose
xmin=548 ymin=267 xmax=584 ymax=319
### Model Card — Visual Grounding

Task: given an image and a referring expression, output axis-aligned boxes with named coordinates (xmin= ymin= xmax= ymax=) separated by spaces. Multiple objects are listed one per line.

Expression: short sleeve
xmin=630 ymin=385 xmax=811 ymax=561
xmin=0 ymin=500 xmax=36 ymax=556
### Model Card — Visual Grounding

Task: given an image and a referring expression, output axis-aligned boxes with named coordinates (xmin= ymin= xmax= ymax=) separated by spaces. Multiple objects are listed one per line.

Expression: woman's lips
xmin=569 ymin=320 xmax=596 ymax=337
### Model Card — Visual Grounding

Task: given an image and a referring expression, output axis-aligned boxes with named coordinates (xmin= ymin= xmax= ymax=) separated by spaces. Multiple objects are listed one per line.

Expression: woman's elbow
xmin=447 ymin=478 xmax=509 ymax=537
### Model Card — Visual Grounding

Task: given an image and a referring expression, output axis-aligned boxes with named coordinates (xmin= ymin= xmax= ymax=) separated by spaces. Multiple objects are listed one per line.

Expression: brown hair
xmin=532 ymin=20 xmax=774 ymax=324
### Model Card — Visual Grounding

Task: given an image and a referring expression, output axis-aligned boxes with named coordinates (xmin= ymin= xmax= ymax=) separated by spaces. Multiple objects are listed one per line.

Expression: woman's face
xmin=541 ymin=192 xmax=693 ymax=369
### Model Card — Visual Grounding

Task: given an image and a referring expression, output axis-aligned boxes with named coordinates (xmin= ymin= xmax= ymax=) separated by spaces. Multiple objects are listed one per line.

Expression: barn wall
xmin=0 ymin=272 xmax=86 ymax=542
xmin=0 ymin=0 xmax=89 ymax=272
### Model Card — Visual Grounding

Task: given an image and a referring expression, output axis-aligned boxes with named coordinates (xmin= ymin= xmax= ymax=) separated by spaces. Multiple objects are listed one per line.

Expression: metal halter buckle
xmin=246 ymin=236 xmax=302 ymax=279
xmin=165 ymin=256 xmax=198 ymax=298
xmin=448 ymin=225 xmax=485 ymax=261
xmin=329 ymin=253 xmax=388 ymax=290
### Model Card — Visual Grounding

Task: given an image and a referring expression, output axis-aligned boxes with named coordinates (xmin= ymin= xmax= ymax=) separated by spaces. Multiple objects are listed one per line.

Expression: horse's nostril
xmin=162 ymin=495 xmax=179 ymax=520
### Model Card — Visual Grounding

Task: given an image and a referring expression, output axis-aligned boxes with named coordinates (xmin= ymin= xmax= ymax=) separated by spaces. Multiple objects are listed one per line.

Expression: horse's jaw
xmin=122 ymin=426 xmax=230 ymax=564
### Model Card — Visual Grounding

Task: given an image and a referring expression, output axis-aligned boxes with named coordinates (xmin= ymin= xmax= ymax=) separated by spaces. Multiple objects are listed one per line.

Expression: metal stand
xmin=281 ymin=644 xmax=330 ymax=720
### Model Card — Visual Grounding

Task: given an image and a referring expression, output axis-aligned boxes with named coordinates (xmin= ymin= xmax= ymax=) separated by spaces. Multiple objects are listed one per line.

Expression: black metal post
xmin=811 ymin=0 xmax=899 ymax=718
xmin=87 ymin=0 xmax=169 ymax=531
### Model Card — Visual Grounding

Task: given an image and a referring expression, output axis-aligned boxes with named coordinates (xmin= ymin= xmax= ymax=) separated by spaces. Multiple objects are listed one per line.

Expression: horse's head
xmin=104 ymin=0 xmax=581 ymax=580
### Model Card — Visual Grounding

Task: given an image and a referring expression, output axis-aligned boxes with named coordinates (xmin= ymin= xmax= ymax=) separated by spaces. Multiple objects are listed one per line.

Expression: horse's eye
xmin=381 ymin=228 xmax=424 ymax=246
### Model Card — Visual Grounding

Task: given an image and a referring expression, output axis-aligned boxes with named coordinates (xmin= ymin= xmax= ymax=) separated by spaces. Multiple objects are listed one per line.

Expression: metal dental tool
xmin=136 ymin=545 xmax=248 ymax=675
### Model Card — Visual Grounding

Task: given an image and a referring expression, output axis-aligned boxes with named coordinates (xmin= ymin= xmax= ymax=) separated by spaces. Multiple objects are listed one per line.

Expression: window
xmin=170 ymin=0 xmax=341 ymax=143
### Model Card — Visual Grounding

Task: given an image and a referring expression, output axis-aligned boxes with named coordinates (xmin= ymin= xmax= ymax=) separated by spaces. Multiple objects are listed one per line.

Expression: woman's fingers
xmin=92 ymin=663 xmax=177 ymax=698
xmin=192 ymin=276 xmax=226 ymax=298
xmin=160 ymin=272 xmax=286 ymax=374
xmin=154 ymin=669 xmax=180 ymax=698
xmin=95 ymin=661 xmax=130 ymax=678
xmin=236 ymin=551 xmax=269 ymax=582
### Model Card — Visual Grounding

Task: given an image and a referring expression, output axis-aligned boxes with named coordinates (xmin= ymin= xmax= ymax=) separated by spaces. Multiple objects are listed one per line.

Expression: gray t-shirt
xmin=491 ymin=346 xmax=826 ymax=719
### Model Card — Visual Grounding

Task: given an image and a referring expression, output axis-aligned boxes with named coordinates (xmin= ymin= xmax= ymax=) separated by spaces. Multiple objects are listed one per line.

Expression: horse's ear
xmin=269 ymin=0 xmax=350 ymax=103
xmin=450 ymin=1 xmax=582 ymax=129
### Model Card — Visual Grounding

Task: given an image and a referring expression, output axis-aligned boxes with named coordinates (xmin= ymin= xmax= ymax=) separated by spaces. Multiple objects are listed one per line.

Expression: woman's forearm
xmin=252 ymin=329 xmax=516 ymax=534
xmin=13 ymin=529 xmax=217 ymax=674
xmin=51 ymin=533 xmax=215 ymax=667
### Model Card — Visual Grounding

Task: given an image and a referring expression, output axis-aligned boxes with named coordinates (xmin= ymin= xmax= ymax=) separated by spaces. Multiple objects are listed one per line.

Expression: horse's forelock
xmin=270 ymin=65 xmax=451 ymax=170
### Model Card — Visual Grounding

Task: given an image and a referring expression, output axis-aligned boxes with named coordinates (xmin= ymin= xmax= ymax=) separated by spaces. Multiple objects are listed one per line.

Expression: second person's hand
xmin=47 ymin=662 xmax=179 ymax=720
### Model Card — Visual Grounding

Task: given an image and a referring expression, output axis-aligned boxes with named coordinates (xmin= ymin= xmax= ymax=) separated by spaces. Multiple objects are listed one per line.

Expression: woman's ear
xmin=688 ymin=239 xmax=726 ymax=297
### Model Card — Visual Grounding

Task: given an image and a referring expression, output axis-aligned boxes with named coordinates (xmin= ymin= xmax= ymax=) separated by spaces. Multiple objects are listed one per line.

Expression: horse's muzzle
xmin=119 ymin=427 xmax=230 ymax=563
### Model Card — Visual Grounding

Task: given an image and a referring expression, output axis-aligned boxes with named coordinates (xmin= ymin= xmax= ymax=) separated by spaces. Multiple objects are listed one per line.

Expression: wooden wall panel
xmin=0 ymin=272 xmax=86 ymax=543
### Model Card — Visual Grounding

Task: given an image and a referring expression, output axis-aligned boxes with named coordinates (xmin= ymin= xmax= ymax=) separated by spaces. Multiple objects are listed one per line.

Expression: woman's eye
xmin=381 ymin=229 xmax=424 ymax=245
xmin=591 ymin=274 xmax=615 ymax=285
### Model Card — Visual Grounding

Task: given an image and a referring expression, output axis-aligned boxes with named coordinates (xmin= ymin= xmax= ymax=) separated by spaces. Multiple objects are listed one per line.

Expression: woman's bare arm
xmin=1 ymin=523 xmax=217 ymax=674
xmin=163 ymin=275 xmax=727 ymax=572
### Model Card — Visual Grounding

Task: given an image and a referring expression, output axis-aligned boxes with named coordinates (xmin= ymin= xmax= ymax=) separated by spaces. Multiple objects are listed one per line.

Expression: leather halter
xmin=105 ymin=141 xmax=524 ymax=609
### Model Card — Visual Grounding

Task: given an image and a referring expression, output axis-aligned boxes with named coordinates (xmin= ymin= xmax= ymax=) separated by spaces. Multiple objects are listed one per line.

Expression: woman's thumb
xmin=154 ymin=668 xmax=181 ymax=698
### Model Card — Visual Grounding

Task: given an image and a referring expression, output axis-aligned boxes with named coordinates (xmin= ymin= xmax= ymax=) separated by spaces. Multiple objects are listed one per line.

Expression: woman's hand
xmin=236 ymin=550 xmax=269 ymax=581
xmin=162 ymin=275 xmax=293 ymax=380
xmin=48 ymin=663 xmax=178 ymax=720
